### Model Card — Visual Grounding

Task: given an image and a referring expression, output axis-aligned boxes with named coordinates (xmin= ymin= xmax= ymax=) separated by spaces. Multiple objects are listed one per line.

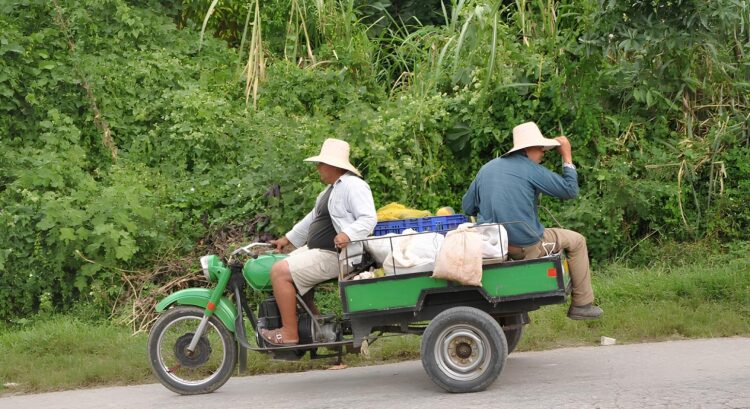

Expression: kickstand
xmin=335 ymin=348 xmax=344 ymax=365
xmin=326 ymin=348 xmax=346 ymax=370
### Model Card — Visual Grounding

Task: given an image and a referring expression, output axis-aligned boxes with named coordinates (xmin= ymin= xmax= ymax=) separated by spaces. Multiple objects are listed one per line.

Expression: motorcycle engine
xmin=257 ymin=297 xmax=339 ymax=345
xmin=313 ymin=315 xmax=339 ymax=343
xmin=257 ymin=297 xmax=282 ymax=331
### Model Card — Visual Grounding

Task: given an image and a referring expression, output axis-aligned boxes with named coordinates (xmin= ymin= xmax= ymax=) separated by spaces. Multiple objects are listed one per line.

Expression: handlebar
xmin=230 ymin=242 xmax=274 ymax=257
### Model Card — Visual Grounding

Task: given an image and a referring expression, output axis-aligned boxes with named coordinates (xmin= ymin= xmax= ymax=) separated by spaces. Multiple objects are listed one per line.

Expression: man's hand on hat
xmin=334 ymin=232 xmax=351 ymax=249
xmin=554 ymin=136 xmax=573 ymax=163
xmin=554 ymin=135 xmax=570 ymax=147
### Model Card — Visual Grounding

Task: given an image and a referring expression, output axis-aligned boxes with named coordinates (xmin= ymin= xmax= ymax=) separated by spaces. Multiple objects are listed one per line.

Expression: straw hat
xmin=304 ymin=138 xmax=362 ymax=177
xmin=503 ymin=122 xmax=560 ymax=156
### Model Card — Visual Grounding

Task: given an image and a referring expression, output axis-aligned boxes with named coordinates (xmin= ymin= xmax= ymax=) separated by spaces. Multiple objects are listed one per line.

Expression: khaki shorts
xmin=286 ymin=246 xmax=340 ymax=296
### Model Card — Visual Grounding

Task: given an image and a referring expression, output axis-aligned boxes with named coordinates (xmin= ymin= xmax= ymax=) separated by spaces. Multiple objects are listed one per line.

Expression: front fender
xmin=155 ymin=288 xmax=237 ymax=333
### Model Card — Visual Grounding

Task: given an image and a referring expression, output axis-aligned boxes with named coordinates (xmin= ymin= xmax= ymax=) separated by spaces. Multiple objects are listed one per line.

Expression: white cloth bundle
xmin=377 ymin=229 xmax=444 ymax=275
xmin=474 ymin=223 xmax=509 ymax=259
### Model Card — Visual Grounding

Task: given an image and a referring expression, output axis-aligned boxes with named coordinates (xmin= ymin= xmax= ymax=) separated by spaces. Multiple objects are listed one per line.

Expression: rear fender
xmin=155 ymin=288 xmax=237 ymax=333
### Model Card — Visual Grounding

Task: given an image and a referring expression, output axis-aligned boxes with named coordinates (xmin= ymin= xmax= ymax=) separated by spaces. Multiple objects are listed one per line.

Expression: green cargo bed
xmin=340 ymin=253 xmax=570 ymax=316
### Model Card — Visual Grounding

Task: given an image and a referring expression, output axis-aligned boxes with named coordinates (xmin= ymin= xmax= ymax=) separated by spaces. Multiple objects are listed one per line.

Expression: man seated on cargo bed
xmin=461 ymin=122 xmax=603 ymax=320
xmin=263 ymin=138 xmax=377 ymax=345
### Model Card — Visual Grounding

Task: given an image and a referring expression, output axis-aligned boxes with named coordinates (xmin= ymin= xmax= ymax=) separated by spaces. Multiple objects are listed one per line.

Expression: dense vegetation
xmin=1 ymin=0 xmax=748 ymax=321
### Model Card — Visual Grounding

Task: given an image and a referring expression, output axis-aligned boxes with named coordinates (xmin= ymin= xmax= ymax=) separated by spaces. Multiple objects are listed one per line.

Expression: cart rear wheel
xmin=503 ymin=326 xmax=523 ymax=354
xmin=421 ymin=307 xmax=507 ymax=393
xmin=494 ymin=313 xmax=528 ymax=354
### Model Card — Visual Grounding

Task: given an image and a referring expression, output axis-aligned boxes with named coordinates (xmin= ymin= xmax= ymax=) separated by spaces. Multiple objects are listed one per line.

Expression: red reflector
xmin=207 ymin=302 xmax=216 ymax=311
xmin=547 ymin=268 xmax=557 ymax=277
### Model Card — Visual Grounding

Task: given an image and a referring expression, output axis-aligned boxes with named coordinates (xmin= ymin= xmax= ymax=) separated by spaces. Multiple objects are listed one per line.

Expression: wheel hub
xmin=455 ymin=341 xmax=473 ymax=359
xmin=439 ymin=328 xmax=488 ymax=380
xmin=174 ymin=333 xmax=212 ymax=368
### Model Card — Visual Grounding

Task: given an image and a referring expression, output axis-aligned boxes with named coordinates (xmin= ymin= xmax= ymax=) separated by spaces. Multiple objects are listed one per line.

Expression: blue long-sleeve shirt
xmin=461 ymin=152 xmax=578 ymax=246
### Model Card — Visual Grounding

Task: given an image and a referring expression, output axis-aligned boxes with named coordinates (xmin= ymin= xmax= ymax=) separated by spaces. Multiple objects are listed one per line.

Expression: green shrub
xmin=1 ymin=0 xmax=748 ymax=320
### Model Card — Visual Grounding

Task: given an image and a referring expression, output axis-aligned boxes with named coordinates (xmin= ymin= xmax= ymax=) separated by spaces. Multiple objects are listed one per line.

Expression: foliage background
xmin=0 ymin=0 xmax=748 ymax=320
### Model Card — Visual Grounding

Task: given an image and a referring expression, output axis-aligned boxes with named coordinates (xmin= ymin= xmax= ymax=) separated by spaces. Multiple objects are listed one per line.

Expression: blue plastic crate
xmin=373 ymin=214 xmax=469 ymax=236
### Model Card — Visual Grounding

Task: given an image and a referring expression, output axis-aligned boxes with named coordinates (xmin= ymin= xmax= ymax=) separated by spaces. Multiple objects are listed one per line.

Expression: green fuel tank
xmin=243 ymin=253 xmax=288 ymax=291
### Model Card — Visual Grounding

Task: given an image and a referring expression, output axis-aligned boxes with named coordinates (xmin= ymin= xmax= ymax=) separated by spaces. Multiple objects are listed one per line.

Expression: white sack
xmin=474 ymin=223 xmax=509 ymax=259
xmin=364 ymin=233 xmax=403 ymax=265
xmin=381 ymin=229 xmax=444 ymax=276
xmin=431 ymin=225 xmax=483 ymax=286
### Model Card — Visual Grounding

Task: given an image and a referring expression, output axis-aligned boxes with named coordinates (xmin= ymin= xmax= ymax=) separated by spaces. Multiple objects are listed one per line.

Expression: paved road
xmin=3 ymin=337 xmax=749 ymax=409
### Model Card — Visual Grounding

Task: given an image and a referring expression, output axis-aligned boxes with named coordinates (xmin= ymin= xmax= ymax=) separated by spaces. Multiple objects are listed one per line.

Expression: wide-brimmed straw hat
xmin=503 ymin=122 xmax=560 ymax=156
xmin=304 ymin=138 xmax=362 ymax=177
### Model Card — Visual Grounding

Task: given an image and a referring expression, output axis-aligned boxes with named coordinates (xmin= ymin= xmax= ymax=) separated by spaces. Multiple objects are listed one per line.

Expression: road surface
xmin=2 ymin=337 xmax=749 ymax=409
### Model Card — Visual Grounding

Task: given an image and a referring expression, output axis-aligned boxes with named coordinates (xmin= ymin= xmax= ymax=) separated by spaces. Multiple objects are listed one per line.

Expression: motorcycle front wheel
xmin=148 ymin=306 xmax=237 ymax=395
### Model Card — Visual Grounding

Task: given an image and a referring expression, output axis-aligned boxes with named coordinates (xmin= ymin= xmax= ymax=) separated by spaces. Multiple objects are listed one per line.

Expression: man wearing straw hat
xmin=262 ymin=138 xmax=377 ymax=345
xmin=462 ymin=122 xmax=603 ymax=320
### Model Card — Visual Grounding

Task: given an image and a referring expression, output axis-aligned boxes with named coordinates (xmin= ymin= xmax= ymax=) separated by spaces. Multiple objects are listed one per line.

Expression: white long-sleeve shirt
xmin=286 ymin=172 xmax=377 ymax=265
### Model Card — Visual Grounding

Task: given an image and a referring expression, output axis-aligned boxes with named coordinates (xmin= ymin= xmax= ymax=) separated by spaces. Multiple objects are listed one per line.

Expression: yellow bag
xmin=376 ymin=202 xmax=431 ymax=221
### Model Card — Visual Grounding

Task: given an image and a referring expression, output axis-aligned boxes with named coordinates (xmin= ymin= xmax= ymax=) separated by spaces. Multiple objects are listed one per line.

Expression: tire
xmin=494 ymin=313 xmax=527 ymax=355
xmin=421 ymin=307 xmax=508 ymax=393
xmin=503 ymin=326 xmax=523 ymax=355
xmin=148 ymin=306 xmax=237 ymax=395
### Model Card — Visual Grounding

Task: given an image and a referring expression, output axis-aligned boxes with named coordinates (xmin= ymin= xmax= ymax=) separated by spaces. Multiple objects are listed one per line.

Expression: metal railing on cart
xmin=337 ymin=221 xmax=545 ymax=280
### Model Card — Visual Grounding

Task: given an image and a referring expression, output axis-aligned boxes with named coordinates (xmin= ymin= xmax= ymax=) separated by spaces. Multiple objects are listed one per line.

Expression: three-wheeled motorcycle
xmin=147 ymin=226 xmax=571 ymax=394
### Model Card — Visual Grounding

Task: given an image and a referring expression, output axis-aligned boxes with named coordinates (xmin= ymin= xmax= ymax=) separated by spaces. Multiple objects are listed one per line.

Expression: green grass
xmin=521 ymin=255 xmax=750 ymax=350
xmin=0 ymin=318 xmax=151 ymax=394
xmin=1 ymin=252 xmax=748 ymax=396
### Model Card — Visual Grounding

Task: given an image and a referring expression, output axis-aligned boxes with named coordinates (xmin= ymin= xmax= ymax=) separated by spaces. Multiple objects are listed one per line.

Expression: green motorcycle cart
xmin=147 ymin=228 xmax=571 ymax=395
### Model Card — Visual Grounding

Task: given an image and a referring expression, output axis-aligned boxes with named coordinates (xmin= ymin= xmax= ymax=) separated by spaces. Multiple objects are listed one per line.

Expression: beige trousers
xmin=285 ymin=246 xmax=340 ymax=296
xmin=508 ymin=228 xmax=595 ymax=306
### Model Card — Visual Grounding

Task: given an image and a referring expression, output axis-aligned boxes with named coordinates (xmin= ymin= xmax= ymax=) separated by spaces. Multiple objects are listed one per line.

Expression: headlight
xmin=199 ymin=255 xmax=224 ymax=282
xmin=200 ymin=255 xmax=211 ymax=281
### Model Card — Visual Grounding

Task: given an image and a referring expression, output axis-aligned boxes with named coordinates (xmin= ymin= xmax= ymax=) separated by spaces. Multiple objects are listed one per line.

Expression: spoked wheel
xmin=148 ymin=306 xmax=237 ymax=395
xmin=421 ymin=307 xmax=507 ymax=393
